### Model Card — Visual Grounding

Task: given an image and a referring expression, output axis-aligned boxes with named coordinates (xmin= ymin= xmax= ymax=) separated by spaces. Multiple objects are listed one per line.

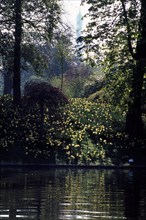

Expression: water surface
xmin=0 ymin=168 xmax=146 ymax=220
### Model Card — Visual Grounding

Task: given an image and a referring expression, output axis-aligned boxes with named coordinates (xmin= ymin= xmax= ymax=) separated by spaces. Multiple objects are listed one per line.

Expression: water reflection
xmin=0 ymin=168 xmax=146 ymax=220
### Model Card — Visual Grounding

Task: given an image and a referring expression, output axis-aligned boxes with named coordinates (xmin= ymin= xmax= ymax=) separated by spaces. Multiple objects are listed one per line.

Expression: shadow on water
xmin=0 ymin=168 xmax=146 ymax=220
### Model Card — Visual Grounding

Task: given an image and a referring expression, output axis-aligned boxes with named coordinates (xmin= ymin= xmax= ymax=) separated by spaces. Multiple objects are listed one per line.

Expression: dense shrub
xmin=0 ymin=86 xmax=68 ymax=163
xmin=0 ymin=96 xmax=146 ymax=165
xmin=60 ymin=98 xmax=126 ymax=164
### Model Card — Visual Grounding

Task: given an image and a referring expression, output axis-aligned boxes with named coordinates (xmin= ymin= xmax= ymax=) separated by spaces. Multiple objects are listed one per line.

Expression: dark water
xmin=0 ymin=168 xmax=146 ymax=220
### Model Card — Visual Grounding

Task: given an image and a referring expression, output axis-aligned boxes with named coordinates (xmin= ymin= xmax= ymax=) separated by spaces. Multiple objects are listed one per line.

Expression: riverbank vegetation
xmin=0 ymin=94 xmax=146 ymax=165
xmin=0 ymin=0 xmax=146 ymax=165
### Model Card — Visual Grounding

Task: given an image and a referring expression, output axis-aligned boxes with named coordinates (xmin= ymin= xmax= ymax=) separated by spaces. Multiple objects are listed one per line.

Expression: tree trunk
xmin=13 ymin=0 xmax=22 ymax=105
xmin=3 ymin=71 xmax=13 ymax=95
xmin=125 ymin=63 xmax=144 ymax=137
xmin=125 ymin=0 xmax=146 ymax=138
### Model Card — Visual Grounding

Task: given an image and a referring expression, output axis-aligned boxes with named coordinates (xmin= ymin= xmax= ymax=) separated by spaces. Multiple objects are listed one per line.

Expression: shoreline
xmin=0 ymin=163 xmax=146 ymax=169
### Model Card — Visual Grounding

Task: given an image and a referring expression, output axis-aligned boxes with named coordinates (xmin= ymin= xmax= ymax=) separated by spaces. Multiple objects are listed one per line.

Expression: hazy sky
xmin=62 ymin=0 xmax=88 ymax=37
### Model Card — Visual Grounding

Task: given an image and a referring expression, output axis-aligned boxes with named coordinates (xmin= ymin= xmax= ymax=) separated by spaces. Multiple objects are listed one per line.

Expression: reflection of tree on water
xmin=124 ymin=171 xmax=146 ymax=220
xmin=103 ymin=170 xmax=146 ymax=220
xmin=9 ymin=201 xmax=17 ymax=220
xmin=59 ymin=170 xmax=127 ymax=219
xmin=0 ymin=169 xmax=63 ymax=220
xmin=0 ymin=169 xmax=146 ymax=220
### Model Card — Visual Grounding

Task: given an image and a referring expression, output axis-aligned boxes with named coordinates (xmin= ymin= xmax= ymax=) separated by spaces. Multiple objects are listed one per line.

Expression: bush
xmin=1 ymin=96 xmax=146 ymax=165
xmin=59 ymin=98 xmax=126 ymax=164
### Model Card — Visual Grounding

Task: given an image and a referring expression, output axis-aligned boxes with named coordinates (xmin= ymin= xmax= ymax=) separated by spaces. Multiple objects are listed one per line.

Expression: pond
xmin=0 ymin=167 xmax=146 ymax=220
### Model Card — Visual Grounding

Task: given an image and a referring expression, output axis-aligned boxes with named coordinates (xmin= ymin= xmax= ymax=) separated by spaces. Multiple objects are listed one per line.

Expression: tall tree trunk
xmin=3 ymin=70 xmax=13 ymax=95
xmin=125 ymin=0 xmax=146 ymax=137
xmin=13 ymin=0 xmax=22 ymax=105
xmin=125 ymin=63 xmax=144 ymax=137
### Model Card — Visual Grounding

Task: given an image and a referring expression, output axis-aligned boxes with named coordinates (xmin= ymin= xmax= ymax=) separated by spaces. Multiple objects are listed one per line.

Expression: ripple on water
xmin=59 ymin=209 xmax=127 ymax=219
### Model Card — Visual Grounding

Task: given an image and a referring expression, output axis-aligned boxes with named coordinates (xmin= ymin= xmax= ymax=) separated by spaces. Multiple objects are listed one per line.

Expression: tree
xmin=21 ymin=43 xmax=48 ymax=76
xmin=54 ymin=30 xmax=73 ymax=90
xmin=124 ymin=0 xmax=146 ymax=137
xmin=0 ymin=34 xmax=13 ymax=95
xmin=23 ymin=79 xmax=68 ymax=139
xmin=79 ymin=0 xmax=145 ymax=137
xmin=13 ymin=0 xmax=22 ymax=104
xmin=0 ymin=1 xmax=14 ymax=95
xmin=0 ymin=0 xmax=61 ymax=104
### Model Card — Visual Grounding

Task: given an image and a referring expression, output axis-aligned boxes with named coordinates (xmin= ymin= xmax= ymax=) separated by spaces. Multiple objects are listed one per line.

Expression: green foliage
xmin=21 ymin=44 xmax=48 ymax=76
xmin=80 ymin=0 xmax=140 ymax=60
xmin=60 ymin=98 xmax=126 ymax=164
xmin=78 ymin=0 xmax=141 ymax=107
xmin=0 ymin=89 xmax=68 ymax=163
xmin=102 ymin=66 xmax=132 ymax=110
xmin=0 ymin=96 xmax=146 ymax=165
xmin=80 ymin=0 xmax=146 ymax=138
xmin=50 ymin=75 xmax=85 ymax=98
xmin=0 ymin=95 xmax=25 ymax=160
xmin=87 ymin=90 xmax=104 ymax=102
xmin=0 ymin=0 xmax=62 ymax=101
xmin=50 ymin=64 xmax=99 ymax=98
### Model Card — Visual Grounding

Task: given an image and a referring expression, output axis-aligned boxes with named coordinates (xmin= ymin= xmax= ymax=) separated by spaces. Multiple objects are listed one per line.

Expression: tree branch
xmin=120 ymin=0 xmax=137 ymax=60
